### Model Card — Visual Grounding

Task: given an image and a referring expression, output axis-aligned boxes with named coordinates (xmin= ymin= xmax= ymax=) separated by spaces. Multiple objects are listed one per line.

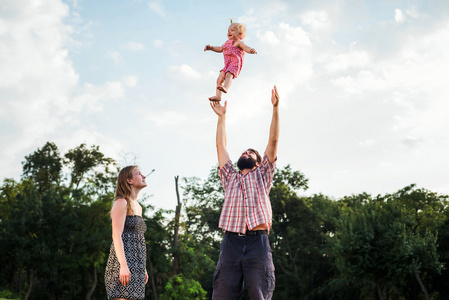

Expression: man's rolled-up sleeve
xmin=218 ymin=160 xmax=235 ymax=190
xmin=260 ymin=154 xmax=277 ymax=191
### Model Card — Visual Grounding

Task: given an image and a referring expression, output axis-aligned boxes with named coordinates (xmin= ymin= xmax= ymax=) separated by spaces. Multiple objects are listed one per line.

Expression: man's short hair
xmin=247 ymin=148 xmax=262 ymax=164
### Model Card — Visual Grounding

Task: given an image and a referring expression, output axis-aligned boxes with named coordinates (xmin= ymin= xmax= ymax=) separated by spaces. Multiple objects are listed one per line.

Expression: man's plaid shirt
xmin=218 ymin=154 xmax=277 ymax=234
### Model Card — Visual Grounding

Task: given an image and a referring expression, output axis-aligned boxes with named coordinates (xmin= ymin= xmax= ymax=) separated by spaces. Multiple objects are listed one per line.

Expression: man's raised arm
xmin=210 ymin=101 xmax=230 ymax=169
xmin=265 ymin=85 xmax=280 ymax=163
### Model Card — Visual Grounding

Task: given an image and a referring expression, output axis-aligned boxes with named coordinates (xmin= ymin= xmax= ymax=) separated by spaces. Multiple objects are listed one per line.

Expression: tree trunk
xmin=375 ymin=275 xmax=384 ymax=300
xmin=10 ymin=267 xmax=19 ymax=294
xmin=85 ymin=265 xmax=98 ymax=300
xmin=55 ymin=268 xmax=62 ymax=300
xmin=414 ymin=270 xmax=429 ymax=300
xmin=25 ymin=269 xmax=34 ymax=300
xmin=173 ymin=176 xmax=181 ymax=275
xmin=148 ymin=258 xmax=158 ymax=300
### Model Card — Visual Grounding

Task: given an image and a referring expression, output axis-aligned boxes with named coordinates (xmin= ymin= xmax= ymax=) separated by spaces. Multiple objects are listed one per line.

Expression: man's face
xmin=237 ymin=150 xmax=258 ymax=171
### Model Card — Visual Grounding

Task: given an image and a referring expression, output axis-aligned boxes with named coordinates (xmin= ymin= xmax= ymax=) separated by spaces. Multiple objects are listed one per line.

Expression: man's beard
xmin=237 ymin=156 xmax=257 ymax=171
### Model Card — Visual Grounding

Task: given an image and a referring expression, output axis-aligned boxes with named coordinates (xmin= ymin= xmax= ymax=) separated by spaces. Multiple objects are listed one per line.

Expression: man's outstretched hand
xmin=210 ymin=100 xmax=227 ymax=117
xmin=271 ymin=85 xmax=279 ymax=107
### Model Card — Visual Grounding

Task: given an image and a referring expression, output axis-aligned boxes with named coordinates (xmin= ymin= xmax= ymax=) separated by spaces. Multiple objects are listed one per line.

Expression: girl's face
xmin=227 ymin=25 xmax=241 ymax=40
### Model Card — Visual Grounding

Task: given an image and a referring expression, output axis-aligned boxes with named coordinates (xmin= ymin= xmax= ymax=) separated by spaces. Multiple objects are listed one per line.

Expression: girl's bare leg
xmin=209 ymin=71 xmax=225 ymax=101
xmin=217 ymin=72 xmax=233 ymax=93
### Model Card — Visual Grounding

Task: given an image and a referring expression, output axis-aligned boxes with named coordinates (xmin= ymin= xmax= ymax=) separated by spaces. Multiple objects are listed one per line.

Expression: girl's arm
xmin=204 ymin=45 xmax=223 ymax=53
xmin=111 ymin=198 xmax=131 ymax=286
xmin=236 ymin=41 xmax=257 ymax=54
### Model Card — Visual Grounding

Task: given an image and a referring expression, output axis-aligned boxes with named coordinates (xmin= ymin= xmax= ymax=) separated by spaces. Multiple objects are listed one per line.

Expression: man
xmin=209 ymin=85 xmax=280 ymax=300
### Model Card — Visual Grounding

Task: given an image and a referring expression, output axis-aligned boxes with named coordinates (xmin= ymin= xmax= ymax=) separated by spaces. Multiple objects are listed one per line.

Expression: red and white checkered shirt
xmin=218 ymin=154 xmax=277 ymax=234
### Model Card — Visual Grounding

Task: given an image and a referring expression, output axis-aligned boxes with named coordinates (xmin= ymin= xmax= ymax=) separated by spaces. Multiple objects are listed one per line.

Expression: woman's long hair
xmin=115 ymin=165 xmax=137 ymax=215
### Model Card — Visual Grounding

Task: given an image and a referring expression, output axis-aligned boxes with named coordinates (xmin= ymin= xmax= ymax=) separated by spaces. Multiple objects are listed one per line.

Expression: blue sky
xmin=1 ymin=0 xmax=449 ymax=210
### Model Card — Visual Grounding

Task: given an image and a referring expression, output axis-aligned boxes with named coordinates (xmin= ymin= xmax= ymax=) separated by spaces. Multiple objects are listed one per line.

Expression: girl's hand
xmin=249 ymin=48 xmax=257 ymax=54
xmin=119 ymin=265 xmax=131 ymax=286
xmin=145 ymin=270 xmax=149 ymax=284
xmin=204 ymin=45 xmax=212 ymax=51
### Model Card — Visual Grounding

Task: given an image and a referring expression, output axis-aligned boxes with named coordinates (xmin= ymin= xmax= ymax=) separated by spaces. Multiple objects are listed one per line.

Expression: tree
xmin=334 ymin=194 xmax=441 ymax=300
xmin=1 ymin=142 xmax=118 ymax=299
xmin=144 ymin=205 xmax=173 ymax=299
xmin=0 ymin=178 xmax=21 ymax=220
xmin=181 ymin=167 xmax=224 ymax=296
xmin=386 ymin=185 xmax=448 ymax=299
xmin=269 ymin=166 xmax=343 ymax=299
xmin=182 ymin=167 xmax=224 ymax=243
xmin=64 ymin=143 xmax=117 ymax=202
xmin=22 ymin=142 xmax=62 ymax=194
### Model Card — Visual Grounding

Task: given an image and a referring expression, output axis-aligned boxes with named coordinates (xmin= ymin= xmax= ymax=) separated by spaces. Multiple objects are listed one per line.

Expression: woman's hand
xmin=145 ymin=269 xmax=149 ymax=284
xmin=119 ymin=265 xmax=131 ymax=286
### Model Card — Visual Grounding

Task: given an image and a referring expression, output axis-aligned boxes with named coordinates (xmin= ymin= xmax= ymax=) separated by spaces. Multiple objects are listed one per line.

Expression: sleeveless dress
xmin=221 ymin=39 xmax=245 ymax=79
xmin=105 ymin=215 xmax=147 ymax=300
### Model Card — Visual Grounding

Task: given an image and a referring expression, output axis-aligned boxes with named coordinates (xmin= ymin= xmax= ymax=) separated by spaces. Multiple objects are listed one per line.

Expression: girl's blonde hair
xmin=232 ymin=23 xmax=246 ymax=39
xmin=115 ymin=165 xmax=137 ymax=215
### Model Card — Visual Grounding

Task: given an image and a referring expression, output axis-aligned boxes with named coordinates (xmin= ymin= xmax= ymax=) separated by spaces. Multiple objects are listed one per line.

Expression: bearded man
xmin=209 ymin=85 xmax=280 ymax=300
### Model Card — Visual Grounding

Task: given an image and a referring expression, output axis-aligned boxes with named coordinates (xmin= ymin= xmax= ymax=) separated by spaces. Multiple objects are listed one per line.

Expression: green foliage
xmin=22 ymin=142 xmax=62 ymax=194
xmin=269 ymin=166 xmax=340 ymax=299
xmin=0 ymin=178 xmax=21 ymax=220
xmin=334 ymin=193 xmax=442 ymax=299
xmin=159 ymin=274 xmax=206 ymax=300
xmin=182 ymin=166 xmax=224 ymax=243
xmin=144 ymin=206 xmax=173 ymax=296
xmin=0 ymin=288 xmax=20 ymax=299
xmin=0 ymin=142 xmax=122 ymax=299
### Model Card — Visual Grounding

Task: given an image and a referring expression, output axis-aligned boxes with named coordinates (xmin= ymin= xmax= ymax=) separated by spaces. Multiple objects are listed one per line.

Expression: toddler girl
xmin=204 ymin=22 xmax=257 ymax=101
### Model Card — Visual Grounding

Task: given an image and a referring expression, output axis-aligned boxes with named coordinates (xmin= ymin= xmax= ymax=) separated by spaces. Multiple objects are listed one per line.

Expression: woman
xmin=105 ymin=166 xmax=149 ymax=300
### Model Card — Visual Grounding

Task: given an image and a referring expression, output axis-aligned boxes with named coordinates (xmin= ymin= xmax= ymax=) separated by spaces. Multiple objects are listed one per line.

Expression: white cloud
xmin=71 ymin=81 xmax=125 ymax=113
xmin=145 ymin=111 xmax=189 ymax=127
xmin=107 ymin=51 xmax=123 ymax=63
xmin=359 ymin=139 xmax=375 ymax=147
xmin=301 ymin=11 xmax=331 ymax=32
xmin=122 ymin=42 xmax=146 ymax=51
xmin=248 ymin=22 xmax=315 ymax=101
xmin=401 ymin=136 xmax=423 ymax=148
xmin=168 ymin=64 xmax=201 ymax=80
xmin=148 ymin=0 xmax=165 ymax=17
xmin=153 ymin=39 xmax=164 ymax=47
xmin=322 ymin=46 xmax=371 ymax=72
xmin=54 ymin=129 xmax=125 ymax=161
xmin=123 ymin=75 xmax=139 ymax=87
xmin=395 ymin=8 xmax=405 ymax=23
xmin=0 ymin=0 xmax=78 ymax=170
xmin=331 ymin=70 xmax=386 ymax=93
xmin=257 ymin=30 xmax=279 ymax=46
xmin=0 ymin=0 xmax=130 ymax=182
xmin=278 ymin=22 xmax=311 ymax=48
xmin=405 ymin=7 xmax=420 ymax=18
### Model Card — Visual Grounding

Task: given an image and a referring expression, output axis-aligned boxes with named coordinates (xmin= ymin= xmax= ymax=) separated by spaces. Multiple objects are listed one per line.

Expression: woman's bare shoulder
xmin=111 ymin=198 xmax=127 ymax=212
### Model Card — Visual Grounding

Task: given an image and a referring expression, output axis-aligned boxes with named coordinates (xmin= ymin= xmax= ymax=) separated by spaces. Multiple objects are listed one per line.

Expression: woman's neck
xmin=129 ymin=188 xmax=140 ymax=201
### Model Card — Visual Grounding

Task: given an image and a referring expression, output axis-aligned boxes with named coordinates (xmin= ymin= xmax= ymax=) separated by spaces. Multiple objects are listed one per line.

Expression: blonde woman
xmin=105 ymin=166 xmax=149 ymax=300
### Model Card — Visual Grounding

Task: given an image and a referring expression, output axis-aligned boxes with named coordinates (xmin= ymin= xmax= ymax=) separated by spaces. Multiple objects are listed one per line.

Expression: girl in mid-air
xmin=204 ymin=22 xmax=257 ymax=101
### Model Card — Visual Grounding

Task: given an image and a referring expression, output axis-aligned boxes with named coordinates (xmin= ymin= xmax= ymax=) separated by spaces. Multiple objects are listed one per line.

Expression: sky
xmin=1 ymin=0 xmax=448 ymax=211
